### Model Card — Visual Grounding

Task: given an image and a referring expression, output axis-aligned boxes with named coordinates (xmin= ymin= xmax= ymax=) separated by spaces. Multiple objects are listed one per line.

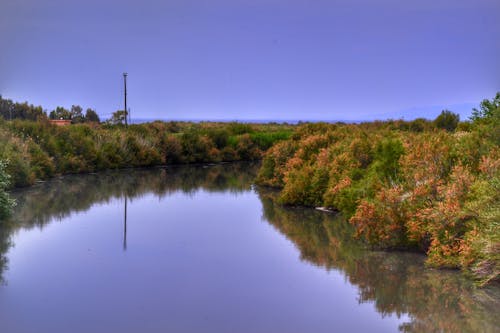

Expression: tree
xmin=107 ymin=110 xmax=128 ymax=125
xmin=49 ymin=106 xmax=71 ymax=120
xmin=434 ymin=110 xmax=459 ymax=132
xmin=470 ymin=92 xmax=500 ymax=145
xmin=70 ymin=105 xmax=84 ymax=123
xmin=85 ymin=108 xmax=100 ymax=123
xmin=470 ymin=92 xmax=500 ymax=123
xmin=0 ymin=96 xmax=46 ymax=121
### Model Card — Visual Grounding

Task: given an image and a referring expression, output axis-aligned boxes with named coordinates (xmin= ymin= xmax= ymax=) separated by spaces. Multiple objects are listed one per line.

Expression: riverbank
xmin=255 ymin=96 xmax=499 ymax=285
xmin=0 ymin=119 xmax=293 ymax=188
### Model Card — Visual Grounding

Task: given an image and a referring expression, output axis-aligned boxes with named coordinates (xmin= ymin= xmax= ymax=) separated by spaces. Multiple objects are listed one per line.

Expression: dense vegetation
xmin=0 ymin=118 xmax=291 ymax=189
xmin=0 ymin=95 xmax=100 ymax=123
xmin=257 ymin=93 xmax=499 ymax=285
xmin=0 ymin=98 xmax=291 ymax=221
xmin=0 ymin=161 xmax=15 ymax=220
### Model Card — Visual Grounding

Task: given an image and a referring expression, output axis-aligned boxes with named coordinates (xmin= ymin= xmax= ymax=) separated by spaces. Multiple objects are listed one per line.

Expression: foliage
xmin=0 ymin=118 xmax=293 ymax=188
xmin=0 ymin=96 xmax=47 ymax=121
xmin=0 ymin=160 xmax=15 ymax=220
xmin=49 ymin=106 xmax=72 ymax=120
xmin=459 ymin=151 xmax=500 ymax=285
xmin=434 ymin=110 xmax=460 ymax=132
xmin=470 ymin=93 xmax=500 ymax=146
xmin=45 ymin=104 xmax=100 ymax=123
xmin=84 ymin=108 xmax=100 ymax=123
xmin=471 ymin=92 xmax=500 ymax=122
xmin=372 ymin=138 xmax=404 ymax=182
xmin=256 ymin=140 xmax=298 ymax=187
xmin=257 ymin=93 xmax=500 ymax=284
xmin=70 ymin=105 xmax=84 ymax=123
xmin=107 ymin=110 xmax=128 ymax=125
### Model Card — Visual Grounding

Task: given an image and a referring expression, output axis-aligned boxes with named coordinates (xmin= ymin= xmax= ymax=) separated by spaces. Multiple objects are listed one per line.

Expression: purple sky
xmin=1 ymin=0 xmax=499 ymax=121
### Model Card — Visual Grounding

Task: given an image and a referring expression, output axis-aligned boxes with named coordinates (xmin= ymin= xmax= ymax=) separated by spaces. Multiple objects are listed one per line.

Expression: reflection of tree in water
xmin=1 ymin=164 xmax=498 ymax=332
xmin=258 ymin=189 xmax=500 ymax=333
xmin=0 ymin=162 xmax=259 ymax=283
xmin=0 ymin=223 xmax=12 ymax=285
xmin=10 ymin=162 xmax=259 ymax=229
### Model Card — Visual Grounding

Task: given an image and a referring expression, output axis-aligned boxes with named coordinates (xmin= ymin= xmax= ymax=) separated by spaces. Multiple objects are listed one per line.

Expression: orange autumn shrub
xmin=257 ymin=94 xmax=500 ymax=284
xmin=351 ymin=185 xmax=411 ymax=249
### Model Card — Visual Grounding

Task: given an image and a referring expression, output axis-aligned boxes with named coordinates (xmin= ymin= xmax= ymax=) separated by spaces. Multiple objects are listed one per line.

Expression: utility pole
xmin=123 ymin=72 xmax=128 ymax=127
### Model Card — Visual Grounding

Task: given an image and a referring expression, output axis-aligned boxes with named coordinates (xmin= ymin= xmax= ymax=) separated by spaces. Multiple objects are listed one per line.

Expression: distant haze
xmin=1 ymin=0 xmax=499 ymax=121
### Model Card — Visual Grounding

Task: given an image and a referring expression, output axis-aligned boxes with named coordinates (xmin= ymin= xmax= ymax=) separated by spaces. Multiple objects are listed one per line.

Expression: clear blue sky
xmin=1 ymin=0 xmax=499 ymax=121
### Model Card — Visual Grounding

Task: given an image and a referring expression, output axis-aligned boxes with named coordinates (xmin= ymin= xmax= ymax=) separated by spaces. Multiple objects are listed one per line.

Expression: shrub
xmin=256 ymin=112 xmax=499 ymax=284
xmin=205 ymin=128 xmax=229 ymax=149
xmin=163 ymin=135 xmax=183 ymax=164
xmin=227 ymin=122 xmax=254 ymax=135
xmin=434 ymin=110 xmax=460 ymax=132
xmin=0 ymin=160 xmax=15 ymax=220
xmin=236 ymin=134 xmax=262 ymax=160
xmin=371 ymin=138 xmax=404 ymax=183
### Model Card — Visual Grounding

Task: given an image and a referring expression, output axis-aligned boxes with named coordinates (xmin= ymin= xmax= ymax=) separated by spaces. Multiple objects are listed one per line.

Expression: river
xmin=0 ymin=163 xmax=498 ymax=333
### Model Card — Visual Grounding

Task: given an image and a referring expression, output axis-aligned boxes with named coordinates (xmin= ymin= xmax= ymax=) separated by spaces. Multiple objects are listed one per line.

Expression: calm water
xmin=0 ymin=163 xmax=498 ymax=333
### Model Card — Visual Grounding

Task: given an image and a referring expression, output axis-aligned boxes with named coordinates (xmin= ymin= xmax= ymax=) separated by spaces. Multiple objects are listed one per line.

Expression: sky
xmin=0 ymin=0 xmax=499 ymax=122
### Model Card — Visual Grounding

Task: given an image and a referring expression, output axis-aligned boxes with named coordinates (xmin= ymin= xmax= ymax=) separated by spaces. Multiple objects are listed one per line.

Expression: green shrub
xmin=227 ymin=122 xmax=254 ymax=135
xmin=205 ymin=128 xmax=230 ymax=149
xmin=371 ymin=138 xmax=404 ymax=183
xmin=249 ymin=131 xmax=291 ymax=150
xmin=0 ymin=160 xmax=15 ymax=220
xmin=235 ymin=134 xmax=261 ymax=160
xmin=434 ymin=110 xmax=460 ymax=132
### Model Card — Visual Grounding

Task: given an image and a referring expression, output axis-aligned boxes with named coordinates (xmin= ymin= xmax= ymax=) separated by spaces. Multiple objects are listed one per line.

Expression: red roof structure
xmin=49 ymin=119 xmax=72 ymax=126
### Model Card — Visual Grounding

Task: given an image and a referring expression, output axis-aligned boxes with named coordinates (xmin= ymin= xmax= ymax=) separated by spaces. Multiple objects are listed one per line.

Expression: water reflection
xmin=257 ymin=189 xmax=500 ymax=333
xmin=0 ymin=224 xmax=10 ymax=285
xmin=0 ymin=163 xmax=498 ymax=332
xmin=9 ymin=162 xmax=257 ymax=229
xmin=123 ymin=195 xmax=127 ymax=251
xmin=0 ymin=163 xmax=258 ymax=283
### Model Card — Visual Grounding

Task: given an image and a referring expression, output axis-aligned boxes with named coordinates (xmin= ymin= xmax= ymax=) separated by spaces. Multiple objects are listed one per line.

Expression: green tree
xmin=49 ymin=106 xmax=71 ymax=120
xmin=471 ymin=92 xmax=500 ymax=122
xmin=107 ymin=110 xmax=128 ymax=125
xmin=470 ymin=92 xmax=500 ymax=145
xmin=434 ymin=110 xmax=460 ymax=132
xmin=0 ymin=96 xmax=46 ymax=121
xmin=0 ymin=95 xmax=14 ymax=120
xmin=70 ymin=105 xmax=84 ymax=123
xmin=85 ymin=108 xmax=100 ymax=123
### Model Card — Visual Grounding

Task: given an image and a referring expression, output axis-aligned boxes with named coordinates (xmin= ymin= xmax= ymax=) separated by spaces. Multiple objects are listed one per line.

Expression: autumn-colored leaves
xmin=257 ymin=119 xmax=499 ymax=284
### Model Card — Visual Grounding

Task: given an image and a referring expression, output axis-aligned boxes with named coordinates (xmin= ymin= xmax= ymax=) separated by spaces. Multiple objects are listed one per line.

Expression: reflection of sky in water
xmin=0 ymin=165 xmax=497 ymax=333
xmin=1 ymin=188 xmax=406 ymax=333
